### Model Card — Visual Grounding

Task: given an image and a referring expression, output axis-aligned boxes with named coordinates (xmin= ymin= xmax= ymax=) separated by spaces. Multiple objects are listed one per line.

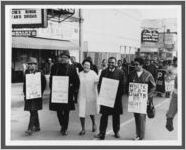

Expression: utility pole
xmin=79 ymin=9 xmax=83 ymax=63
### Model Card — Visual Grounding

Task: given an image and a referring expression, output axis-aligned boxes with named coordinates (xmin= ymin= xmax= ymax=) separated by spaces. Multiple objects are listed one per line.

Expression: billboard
xmin=12 ymin=9 xmax=47 ymax=28
xmin=141 ymin=29 xmax=159 ymax=43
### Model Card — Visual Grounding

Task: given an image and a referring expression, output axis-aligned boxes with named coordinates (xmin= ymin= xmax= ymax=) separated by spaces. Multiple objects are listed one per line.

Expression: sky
xmin=82 ymin=6 xmax=178 ymax=52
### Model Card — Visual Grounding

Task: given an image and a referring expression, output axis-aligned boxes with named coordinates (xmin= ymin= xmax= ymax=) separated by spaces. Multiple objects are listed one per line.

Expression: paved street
xmin=11 ymin=83 xmax=177 ymax=141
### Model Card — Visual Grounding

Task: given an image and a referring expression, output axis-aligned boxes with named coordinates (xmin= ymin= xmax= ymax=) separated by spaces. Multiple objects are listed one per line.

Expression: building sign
xmin=12 ymin=9 xmax=47 ymax=28
xmin=12 ymin=30 xmax=37 ymax=37
xmin=141 ymin=29 xmax=159 ymax=43
xmin=156 ymin=69 xmax=166 ymax=93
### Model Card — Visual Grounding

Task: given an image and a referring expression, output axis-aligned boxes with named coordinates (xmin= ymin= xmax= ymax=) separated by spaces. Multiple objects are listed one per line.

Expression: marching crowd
xmin=22 ymin=50 xmax=178 ymax=140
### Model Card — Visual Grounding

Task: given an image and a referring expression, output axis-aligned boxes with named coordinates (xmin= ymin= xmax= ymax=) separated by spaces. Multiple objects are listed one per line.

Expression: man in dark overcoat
xmin=129 ymin=57 xmax=156 ymax=140
xmin=23 ymin=57 xmax=46 ymax=136
xmin=49 ymin=50 xmax=80 ymax=135
xmin=95 ymin=57 xmax=124 ymax=140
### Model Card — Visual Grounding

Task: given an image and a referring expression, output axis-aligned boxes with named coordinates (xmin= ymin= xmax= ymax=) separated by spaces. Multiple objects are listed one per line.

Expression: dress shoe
xmin=94 ymin=133 xmax=105 ymax=140
xmin=61 ymin=130 xmax=68 ymax=136
xmin=79 ymin=130 xmax=86 ymax=135
xmin=134 ymin=136 xmax=142 ymax=140
xmin=114 ymin=132 xmax=120 ymax=138
xmin=33 ymin=127 xmax=40 ymax=132
xmin=92 ymin=125 xmax=97 ymax=132
xmin=25 ymin=129 xmax=33 ymax=136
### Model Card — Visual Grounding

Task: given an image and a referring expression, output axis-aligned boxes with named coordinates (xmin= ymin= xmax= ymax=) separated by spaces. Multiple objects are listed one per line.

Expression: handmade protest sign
xmin=98 ymin=78 xmax=119 ymax=108
xmin=128 ymin=83 xmax=148 ymax=114
xmin=165 ymin=80 xmax=175 ymax=92
xmin=26 ymin=72 xmax=41 ymax=99
xmin=51 ymin=76 xmax=69 ymax=103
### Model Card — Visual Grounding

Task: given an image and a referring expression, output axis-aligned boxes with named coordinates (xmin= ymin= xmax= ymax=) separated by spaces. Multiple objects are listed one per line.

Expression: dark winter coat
xmin=23 ymin=70 xmax=46 ymax=111
xmin=128 ymin=69 xmax=156 ymax=99
xmin=49 ymin=63 xmax=80 ymax=111
xmin=98 ymin=68 xmax=124 ymax=115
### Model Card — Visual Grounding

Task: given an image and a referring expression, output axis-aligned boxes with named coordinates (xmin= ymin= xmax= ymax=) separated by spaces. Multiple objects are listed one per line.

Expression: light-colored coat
xmin=78 ymin=70 xmax=99 ymax=117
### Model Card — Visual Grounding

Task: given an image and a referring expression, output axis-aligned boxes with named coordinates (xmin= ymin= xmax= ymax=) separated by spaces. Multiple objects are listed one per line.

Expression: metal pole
xmin=79 ymin=9 xmax=83 ymax=63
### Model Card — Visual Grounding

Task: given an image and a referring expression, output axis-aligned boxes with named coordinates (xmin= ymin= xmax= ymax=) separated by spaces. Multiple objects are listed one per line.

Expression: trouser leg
xmin=139 ymin=114 xmax=146 ymax=139
xmin=112 ymin=114 xmax=120 ymax=134
xmin=134 ymin=113 xmax=140 ymax=137
xmin=62 ymin=110 xmax=70 ymax=131
xmin=34 ymin=111 xmax=40 ymax=129
xmin=99 ymin=114 xmax=108 ymax=136
xmin=57 ymin=110 xmax=63 ymax=127
xmin=28 ymin=110 xmax=37 ymax=130
xmin=134 ymin=113 xmax=146 ymax=139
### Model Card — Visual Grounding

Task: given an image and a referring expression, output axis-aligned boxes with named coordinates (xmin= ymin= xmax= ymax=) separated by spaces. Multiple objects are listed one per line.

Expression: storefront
xmin=12 ymin=37 xmax=79 ymax=83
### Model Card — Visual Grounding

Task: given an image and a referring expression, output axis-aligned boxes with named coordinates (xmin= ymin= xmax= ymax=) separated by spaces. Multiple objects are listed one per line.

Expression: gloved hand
xmin=166 ymin=118 xmax=174 ymax=131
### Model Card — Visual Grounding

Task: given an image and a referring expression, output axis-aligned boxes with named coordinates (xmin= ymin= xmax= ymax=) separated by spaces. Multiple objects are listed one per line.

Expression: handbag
xmin=147 ymin=100 xmax=155 ymax=118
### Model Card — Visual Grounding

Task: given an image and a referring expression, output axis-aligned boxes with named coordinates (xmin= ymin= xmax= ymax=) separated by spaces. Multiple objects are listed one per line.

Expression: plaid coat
xmin=98 ymin=68 xmax=124 ymax=115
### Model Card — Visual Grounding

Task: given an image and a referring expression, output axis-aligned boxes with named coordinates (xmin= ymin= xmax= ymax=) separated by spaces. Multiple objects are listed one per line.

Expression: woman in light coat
xmin=77 ymin=59 xmax=99 ymax=135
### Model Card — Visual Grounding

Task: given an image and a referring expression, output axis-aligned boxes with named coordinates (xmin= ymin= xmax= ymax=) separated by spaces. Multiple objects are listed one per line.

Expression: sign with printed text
xmin=156 ymin=69 xmax=166 ymax=93
xmin=98 ymin=78 xmax=119 ymax=108
xmin=165 ymin=80 xmax=175 ymax=92
xmin=51 ymin=76 xmax=69 ymax=103
xmin=12 ymin=30 xmax=37 ymax=37
xmin=12 ymin=9 xmax=47 ymax=28
xmin=26 ymin=72 xmax=41 ymax=99
xmin=141 ymin=29 xmax=159 ymax=43
xmin=128 ymin=83 xmax=148 ymax=114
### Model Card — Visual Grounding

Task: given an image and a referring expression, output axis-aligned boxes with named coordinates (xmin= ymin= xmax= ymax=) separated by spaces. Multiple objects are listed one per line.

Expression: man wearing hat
xmin=23 ymin=57 xmax=46 ymax=136
xmin=49 ymin=50 xmax=80 ymax=135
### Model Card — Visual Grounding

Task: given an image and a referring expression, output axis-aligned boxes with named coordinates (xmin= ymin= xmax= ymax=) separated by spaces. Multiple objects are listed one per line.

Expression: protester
xmin=129 ymin=57 xmax=156 ymax=140
xmin=77 ymin=59 xmax=99 ymax=135
xmin=117 ymin=59 xmax=122 ymax=70
xmin=49 ymin=50 xmax=80 ymax=135
xmin=122 ymin=58 xmax=128 ymax=75
xmin=98 ymin=59 xmax=107 ymax=77
xmin=166 ymin=75 xmax=177 ymax=131
xmin=70 ymin=56 xmax=83 ymax=73
xmin=70 ymin=56 xmax=83 ymax=103
xmin=23 ymin=57 xmax=46 ymax=136
xmin=143 ymin=59 xmax=158 ymax=81
xmin=95 ymin=57 xmax=124 ymax=140
xmin=86 ymin=56 xmax=98 ymax=74
xmin=121 ymin=58 xmax=129 ymax=94
xmin=45 ymin=58 xmax=54 ymax=74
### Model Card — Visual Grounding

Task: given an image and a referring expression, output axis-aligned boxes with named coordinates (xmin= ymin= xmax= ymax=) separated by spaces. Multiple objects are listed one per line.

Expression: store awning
xmin=12 ymin=37 xmax=79 ymax=50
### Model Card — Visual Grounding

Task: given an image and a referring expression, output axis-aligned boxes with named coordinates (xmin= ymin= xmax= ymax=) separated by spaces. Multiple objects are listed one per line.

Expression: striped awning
xmin=12 ymin=37 xmax=79 ymax=50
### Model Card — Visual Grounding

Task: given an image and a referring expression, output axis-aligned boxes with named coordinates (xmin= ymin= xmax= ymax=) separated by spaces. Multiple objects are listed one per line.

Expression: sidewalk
xmin=11 ymin=83 xmax=178 ymax=141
